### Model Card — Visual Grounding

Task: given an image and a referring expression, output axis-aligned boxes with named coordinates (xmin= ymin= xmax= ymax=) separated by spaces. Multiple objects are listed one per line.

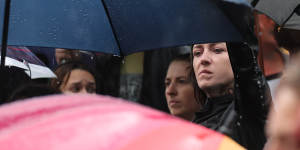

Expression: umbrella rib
xmin=281 ymin=9 xmax=298 ymax=28
xmin=1 ymin=0 xmax=11 ymax=68
xmin=251 ymin=0 xmax=259 ymax=6
xmin=101 ymin=0 xmax=123 ymax=56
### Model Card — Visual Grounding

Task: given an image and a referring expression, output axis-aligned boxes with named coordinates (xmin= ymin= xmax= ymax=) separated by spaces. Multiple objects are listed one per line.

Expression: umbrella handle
xmin=1 ymin=0 xmax=12 ymax=68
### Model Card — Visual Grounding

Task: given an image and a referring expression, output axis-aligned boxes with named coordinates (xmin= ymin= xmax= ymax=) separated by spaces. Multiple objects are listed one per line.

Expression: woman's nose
xmin=166 ymin=82 xmax=177 ymax=96
xmin=79 ymin=88 xmax=88 ymax=94
xmin=200 ymin=50 xmax=211 ymax=65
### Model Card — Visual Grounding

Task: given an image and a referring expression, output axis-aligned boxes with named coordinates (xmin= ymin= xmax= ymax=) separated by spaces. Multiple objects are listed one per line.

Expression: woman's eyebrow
xmin=87 ymin=82 xmax=96 ymax=86
xmin=209 ymin=43 xmax=218 ymax=48
xmin=209 ymin=42 xmax=225 ymax=48
xmin=193 ymin=44 xmax=203 ymax=49
xmin=70 ymin=82 xmax=81 ymax=86
xmin=176 ymin=76 xmax=187 ymax=79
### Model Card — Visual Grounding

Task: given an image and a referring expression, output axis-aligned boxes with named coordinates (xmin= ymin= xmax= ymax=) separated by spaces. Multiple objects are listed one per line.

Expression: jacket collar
xmin=197 ymin=94 xmax=234 ymax=115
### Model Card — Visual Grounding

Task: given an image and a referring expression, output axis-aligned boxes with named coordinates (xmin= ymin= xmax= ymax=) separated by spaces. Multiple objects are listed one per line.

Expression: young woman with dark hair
xmin=50 ymin=61 xmax=97 ymax=94
xmin=191 ymin=42 xmax=270 ymax=150
xmin=164 ymin=54 xmax=202 ymax=121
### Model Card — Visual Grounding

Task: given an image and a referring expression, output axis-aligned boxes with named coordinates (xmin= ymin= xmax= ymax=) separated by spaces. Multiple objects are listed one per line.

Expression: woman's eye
xmin=214 ymin=48 xmax=224 ymax=53
xmin=178 ymin=78 xmax=191 ymax=84
xmin=70 ymin=86 xmax=81 ymax=93
xmin=86 ymin=86 xmax=96 ymax=94
xmin=193 ymin=51 xmax=202 ymax=57
xmin=178 ymin=79 xmax=186 ymax=84
xmin=87 ymin=88 xmax=95 ymax=93
xmin=164 ymin=81 xmax=170 ymax=87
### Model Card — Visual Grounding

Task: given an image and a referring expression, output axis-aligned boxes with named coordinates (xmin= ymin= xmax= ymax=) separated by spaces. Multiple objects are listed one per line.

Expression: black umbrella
xmin=0 ymin=0 xmax=247 ymax=56
xmin=254 ymin=0 xmax=300 ymax=54
xmin=255 ymin=0 xmax=300 ymax=30
xmin=101 ymin=0 xmax=248 ymax=54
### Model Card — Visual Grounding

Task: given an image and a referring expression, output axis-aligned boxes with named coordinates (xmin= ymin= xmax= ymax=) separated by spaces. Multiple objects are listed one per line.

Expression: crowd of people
xmin=0 ymin=1 xmax=299 ymax=150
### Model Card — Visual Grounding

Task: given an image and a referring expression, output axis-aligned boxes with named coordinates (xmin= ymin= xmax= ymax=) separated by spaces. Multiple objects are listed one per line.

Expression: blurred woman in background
xmin=50 ymin=61 xmax=97 ymax=94
xmin=165 ymin=54 xmax=202 ymax=121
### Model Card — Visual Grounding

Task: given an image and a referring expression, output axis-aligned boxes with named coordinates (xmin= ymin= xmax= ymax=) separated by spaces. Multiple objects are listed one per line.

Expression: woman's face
xmin=55 ymin=48 xmax=72 ymax=65
xmin=266 ymin=87 xmax=300 ymax=150
xmin=60 ymin=69 xmax=96 ymax=94
xmin=192 ymin=42 xmax=234 ymax=91
xmin=165 ymin=60 xmax=201 ymax=120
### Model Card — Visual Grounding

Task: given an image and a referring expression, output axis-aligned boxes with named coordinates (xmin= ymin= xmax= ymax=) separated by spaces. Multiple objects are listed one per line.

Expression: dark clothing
xmin=193 ymin=43 xmax=269 ymax=150
xmin=194 ymin=94 xmax=267 ymax=150
xmin=194 ymin=95 xmax=234 ymax=130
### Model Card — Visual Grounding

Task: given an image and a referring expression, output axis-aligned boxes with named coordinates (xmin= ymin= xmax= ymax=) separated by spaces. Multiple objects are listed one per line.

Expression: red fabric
xmin=255 ymin=13 xmax=285 ymax=77
xmin=0 ymin=94 xmax=226 ymax=150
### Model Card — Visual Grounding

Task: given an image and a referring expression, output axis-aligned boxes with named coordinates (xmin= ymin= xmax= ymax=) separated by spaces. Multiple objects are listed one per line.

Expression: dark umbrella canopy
xmin=217 ymin=0 xmax=257 ymax=45
xmin=102 ymin=0 xmax=244 ymax=55
xmin=1 ymin=0 xmax=244 ymax=56
xmin=3 ymin=0 xmax=119 ymax=55
xmin=255 ymin=0 xmax=300 ymax=30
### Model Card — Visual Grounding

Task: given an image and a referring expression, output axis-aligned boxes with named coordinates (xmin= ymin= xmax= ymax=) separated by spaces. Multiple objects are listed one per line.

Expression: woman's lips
xmin=198 ymin=70 xmax=212 ymax=76
xmin=200 ymin=70 xmax=212 ymax=74
xmin=169 ymin=100 xmax=180 ymax=107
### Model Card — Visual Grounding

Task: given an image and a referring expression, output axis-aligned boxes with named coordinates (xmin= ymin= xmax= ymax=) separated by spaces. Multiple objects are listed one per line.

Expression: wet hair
xmin=50 ymin=61 xmax=97 ymax=92
xmin=0 ymin=66 xmax=31 ymax=103
xmin=167 ymin=54 xmax=193 ymax=79
xmin=8 ymin=84 xmax=61 ymax=102
xmin=189 ymin=51 xmax=207 ymax=105
xmin=170 ymin=54 xmax=191 ymax=64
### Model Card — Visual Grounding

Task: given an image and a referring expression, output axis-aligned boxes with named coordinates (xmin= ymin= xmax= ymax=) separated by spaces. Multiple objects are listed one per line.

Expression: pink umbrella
xmin=0 ymin=95 xmax=244 ymax=150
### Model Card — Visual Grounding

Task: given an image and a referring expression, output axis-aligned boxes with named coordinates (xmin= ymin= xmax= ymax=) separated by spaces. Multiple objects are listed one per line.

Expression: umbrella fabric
xmin=0 ymin=46 xmax=56 ymax=79
xmin=0 ymin=94 xmax=245 ymax=150
xmin=255 ymin=0 xmax=300 ymax=30
xmin=1 ymin=0 xmax=244 ymax=56
xmin=102 ymin=0 xmax=244 ymax=55
xmin=216 ymin=0 xmax=257 ymax=45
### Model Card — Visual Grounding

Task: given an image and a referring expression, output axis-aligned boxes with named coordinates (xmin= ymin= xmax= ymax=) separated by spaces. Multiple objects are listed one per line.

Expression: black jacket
xmin=193 ymin=43 xmax=269 ymax=150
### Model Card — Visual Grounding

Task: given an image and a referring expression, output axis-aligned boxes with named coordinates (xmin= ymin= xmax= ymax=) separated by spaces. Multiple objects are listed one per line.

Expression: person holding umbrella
xmin=164 ymin=54 xmax=202 ymax=121
xmin=191 ymin=42 xmax=270 ymax=150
